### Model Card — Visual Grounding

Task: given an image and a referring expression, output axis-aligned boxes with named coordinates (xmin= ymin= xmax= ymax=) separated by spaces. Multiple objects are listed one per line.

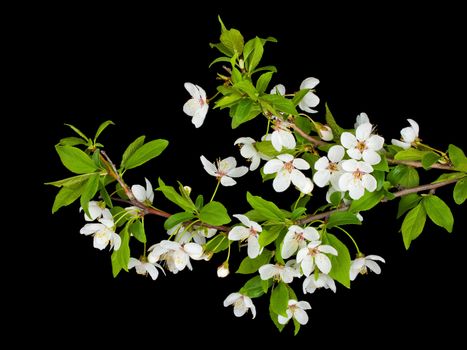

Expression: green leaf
xmin=51 ymin=181 xmax=87 ymax=213
xmin=237 ymin=249 xmax=273 ymax=274
xmin=324 ymin=233 xmax=351 ymax=288
xmin=269 ymin=308 xmax=286 ymax=332
xmin=124 ymin=139 xmax=168 ymax=170
xmin=291 ymin=207 xmax=307 ymax=220
xmin=292 ymin=89 xmax=311 ymax=107
xmin=99 ymin=176 xmax=113 ymax=208
xmin=372 ymin=154 xmax=389 ymax=172
xmin=401 ymin=203 xmax=426 ymax=249
xmin=397 ymin=193 xmax=422 ymax=219
xmin=209 ymin=42 xmax=232 ymax=57
xmin=234 ymin=80 xmax=258 ymax=100
xmin=111 ymin=225 xmax=131 ymax=276
xmin=387 ymin=164 xmax=419 ymax=188
xmin=449 ymin=144 xmax=467 ymax=172
xmin=349 ymin=190 xmax=384 ymax=213
xmin=258 ymin=225 xmax=284 ymax=247
xmin=55 ymin=146 xmax=98 ymax=174
xmin=130 ymin=220 xmax=146 ymax=243
xmin=157 ymin=179 xmax=197 ymax=212
xmin=195 ymin=194 xmax=204 ymax=210
xmin=261 ymin=94 xmax=298 ymax=116
xmin=270 ymin=282 xmax=289 ymax=317
xmin=246 ymin=192 xmax=286 ymax=221
xmin=45 ymin=173 xmax=95 ymax=188
xmin=373 ymin=170 xmax=385 ymax=191
xmin=422 ymin=152 xmax=441 ymax=170
xmin=256 ymin=71 xmax=273 ymax=94
xmin=244 ymin=209 xmax=269 ymax=223
xmin=255 ymin=141 xmax=280 ymax=157
xmin=325 ymin=103 xmax=344 ymax=139
xmin=239 ymin=275 xmax=268 ymax=298
xmin=204 ymin=234 xmax=230 ymax=253
xmin=432 ymin=172 xmax=466 ymax=183
xmin=199 ymin=201 xmax=231 ymax=226
xmin=251 ymin=65 xmax=277 ymax=75
xmin=164 ymin=212 xmax=195 ymax=230
xmin=327 ymin=212 xmax=362 ymax=228
xmin=93 ymin=120 xmax=114 ymax=143
xmin=58 ymin=136 xmax=87 ymax=147
xmin=121 ymin=135 xmax=145 ymax=169
xmin=214 ymin=93 xmax=243 ymax=109
xmin=453 ymin=178 xmax=467 ymax=205
xmin=64 ymin=123 xmax=89 ymax=141
xmin=423 ymin=195 xmax=454 ymax=233
xmin=208 ymin=56 xmax=231 ymax=68
xmin=80 ymin=173 xmax=100 ymax=218
xmin=247 ymin=37 xmax=263 ymax=72
xmin=231 ymin=98 xmax=253 ymax=128
xmin=329 ymin=191 xmax=343 ymax=207
xmin=394 ymin=148 xmax=427 ymax=161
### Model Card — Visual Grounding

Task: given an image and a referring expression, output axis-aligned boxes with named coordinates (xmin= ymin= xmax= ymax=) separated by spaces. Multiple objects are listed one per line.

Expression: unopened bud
xmin=318 ymin=125 xmax=333 ymax=141
xmin=217 ymin=262 xmax=230 ymax=278
xmin=183 ymin=186 xmax=192 ymax=195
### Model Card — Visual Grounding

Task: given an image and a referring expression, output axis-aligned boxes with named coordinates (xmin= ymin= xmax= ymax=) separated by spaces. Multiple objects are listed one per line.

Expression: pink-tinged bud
xmin=217 ymin=262 xmax=230 ymax=278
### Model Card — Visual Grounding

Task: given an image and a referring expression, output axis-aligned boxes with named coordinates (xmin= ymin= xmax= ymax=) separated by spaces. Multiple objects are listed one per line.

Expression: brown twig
xmin=290 ymin=123 xmax=327 ymax=146
xmin=387 ymin=158 xmax=454 ymax=171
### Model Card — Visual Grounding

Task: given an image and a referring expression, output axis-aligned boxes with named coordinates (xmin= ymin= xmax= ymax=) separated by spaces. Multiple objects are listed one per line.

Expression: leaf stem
xmin=332 ymin=225 xmax=361 ymax=254
xmin=210 ymin=180 xmax=221 ymax=202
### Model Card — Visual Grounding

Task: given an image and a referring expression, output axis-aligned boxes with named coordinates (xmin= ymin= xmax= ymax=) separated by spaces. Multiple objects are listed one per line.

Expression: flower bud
xmin=318 ymin=125 xmax=333 ymax=141
xmin=217 ymin=262 xmax=230 ymax=278
xmin=183 ymin=186 xmax=192 ymax=196
xmin=202 ymin=251 xmax=213 ymax=261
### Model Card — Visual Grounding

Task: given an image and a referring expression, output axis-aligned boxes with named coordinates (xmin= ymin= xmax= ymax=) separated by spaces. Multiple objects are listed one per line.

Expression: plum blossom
xmin=234 ymin=137 xmax=269 ymax=171
xmin=302 ymin=273 xmax=336 ymax=294
xmin=281 ymin=225 xmax=319 ymax=259
xmin=259 ymin=261 xmax=300 ymax=283
xmin=271 ymin=118 xmax=296 ymax=152
xmin=391 ymin=119 xmax=420 ymax=149
xmin=313 ymin=145 xmax=345 ymax=188
xmin=350 ymin=254 xmax=385 ymax=281
xmin=183 ymin=82 xmax=209 ymax=128
xmin=80 ymin=201 xmax=107 ymax=221
xmin=128 ymin=257 xmax=164 ymax=280
xmin=80 ymin=209 xmax=120 ymax=251
xmin=338 ymin=159 xmax=377 ymax=200
xmin=298 ymin=77 xmax=320 ymax=113
xmin=147 ymin=240 xmax=203 ymax=274
xmin=131 ymin=178 xmax=154 ymax=205
xmin=223 ymin=293 xmax=256 ymax=319
xmin=167 ymin=223 xmax=216 ymax=245
xmin=341 ymin=121 xmax=384 ymax=165
xmin=263 ymin=154 xmax=312 ymax=193
xmin=200 ymin=155 xmax=248 ymax=186
xmin=297 ymin=240 xmax=338 ymax=276
xmin=228 ymin=214 xmax=263 ymax=258
xmin=278 ymin=299 xmax=312 ymax=325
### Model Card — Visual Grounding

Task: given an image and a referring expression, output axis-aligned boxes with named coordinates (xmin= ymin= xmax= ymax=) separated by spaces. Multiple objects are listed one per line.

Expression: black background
xmin=18 ymin=2 xmax=466 ymax=346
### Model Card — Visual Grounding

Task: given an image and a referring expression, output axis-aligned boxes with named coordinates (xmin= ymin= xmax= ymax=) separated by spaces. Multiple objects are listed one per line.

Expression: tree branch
xmin=290 ymin=123 xmax=327 ymax=146
xmin=387 ymin=158 xmax=454 ymax=171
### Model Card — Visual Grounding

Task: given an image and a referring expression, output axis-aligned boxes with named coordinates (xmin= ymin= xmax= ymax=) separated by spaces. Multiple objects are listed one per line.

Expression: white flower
xmin=350 ymin=254 xmax=386 ymax=281
xmin=263 ymin=154 xmax=311 ymax=193
xmin=270 ymin=84 xmax=286 ymax=95
xmin=391 ymin=119 xmax=419 ymax=149
xmin=167 ymin=223 xmax=217 ymax=245
xmin=259 ymin=262 xmax=299 ymax=283
xmin=271 ymin=118 xmax=296 ymax=152
xmin=300 ymin=178 xmax=315 ymax=195
xmin=234 ymin=137 xmax=269 ymax=171
xmin=302 ymin=273 xmax=336 ymax=294
xmin=281 ymin=225 xmax=319 ymax=259
xmin=80 ymin=201 xmax=106 ymax=221
xmin=228 ymin=214 xmax=263 ymax=259
xmin=354 ymin=112 xmax=370 ymax=129
xmin=128 ymin=257 xmax=164 ymax=280
xmin=297 ymin=240 xmax=338 ymax=276
xmin=223 ymin=293 xmax=256 ymax=319
xmin=148 ymin=240 xmax=203 ymax=274
xmin=340 ymin=122 xmax=384 ymax=165
xmin=317 ymin=124 xmax=333 ymax=141
xmin=80 ymin=209 xmax=121 ymax=251
xmin=217 ymin=262 xmax=230 ymax=278
xmin=313 ymin=145 xmax=345 ymax=188
xmin=131 ymin=178 xmax=154 ymax=205
xmin=183 ymin=82 xmax=209 ymax=128
xmin=298 ymin=77 xmax=320 ymax=113
xmin=278 ymin=299 xmax=312 ymax=325
xmin=200 ymin=155 xmax=248 ymax=186
xmin=338 ymin=159 xmax=377 ymax=200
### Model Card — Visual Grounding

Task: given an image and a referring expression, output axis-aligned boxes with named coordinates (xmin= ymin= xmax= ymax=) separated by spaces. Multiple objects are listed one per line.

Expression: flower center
xmin=284 ymin=161 xmax=294 ymax=173
xmin=327 ymin=162 xmax=339 ymax=172
xmin=249 ymin=227 xmax=258 ymax=237
xmin=352 ymin=169 xmax=364 ymax=180
xmin=308 ymin=247 xmax=319 ymax=256
xmin=356 ymin=141 xmax=367 ymax=152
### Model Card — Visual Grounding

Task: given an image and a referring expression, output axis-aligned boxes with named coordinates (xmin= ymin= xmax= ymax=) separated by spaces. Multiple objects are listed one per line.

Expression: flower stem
xmin=333 ymin=225 xmax=360 ymax=254
xmin=210 ymin=180 xmax=221 ymax=202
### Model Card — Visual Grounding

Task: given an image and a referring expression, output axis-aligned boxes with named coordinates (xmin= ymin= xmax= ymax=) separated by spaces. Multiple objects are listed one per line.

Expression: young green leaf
xmin=52 ymin=181 xmax=87 ymax=213
xmin=423 ymin=195 xmax=454 ymax=233
xmin=93 ymin=120 xmax=114 ymax=143
xmin=394 ymin=148 xmax=427 ymax=161
xmin=324 ymin=233 xmax=351 ymax=288
xmin=256 ymin=71 xmax=273 ymax=94
xmin=269 ymin=308 xmax=286 ymax=332
xmin=290 ymin=207 xmax=307 ymax=220
xmin=124 ymin=139 xmax=168 ymax=170
xmin=220 ymin=26 xmax=244 ymax=55
xmin=163 ymin=212 xmax=195 ymax=230
xmin=247 ymin=37 xmax=263 ymax=72
xmin=45 ymin=173 xmax=95 ymax=188
xmin=130 ymin=220 xmax=146 ymax=243
xmin=325 ymin=103 xmax=344 ymax=139
xmin=55 ymin=146 xmax=98 ymax=174
xmin=397 ymin=193 xmax=422 ymax=219
xmin=387 ymin=164 xmax=419 ymax=188
xmin=121 ymin=135 xmax=145 ymax=169
xmin=58 ymin=136 xmax=87 ymax=147
xmin=349 ymin=190 xmax=384 ymax=213
xmin=448 ymin=144 xmax=467 ymax=172
xmin=234 ymin=80 xmax=258 ymax=100
xmin=237 ymin=249 xmax=273 ymax=274
xmin=239 ymin=275 xmax=267 ymax=298
xmin=111 ymin=225 xmax=131 ymax=277
xmin=99 ymin=176 xmax=113 ymax=208
xmin=199 ymin=201 xmax=231 ymax=226
xmin=326 ymin=212 xmax=362 ymax=228
xmin=261 ymin=94 xmax=298 ymax=116
xmin=214 ymin=93 xmax=243 ymax=109
xmin=270 ymin=282 xmax=289 ymax=317
xmin=421 ymin=152 xmax=441 ymax=170
xmin=246 ymin=192 xmax=286 ymax=221
xmin=80 ymin=173 xmax=100 ymax=218
xmin=157 ymin=179 xmax=197 ymax=212
xmin=64 ymin=123 xmax=89 ymax=141
xmin=258 ymin=225 xmax=284 ymax=247
xmin=401 ymin=203 xmax=426 ymax=249
xmin=204 ymin=234 xmax=230 ymax=253
xmin=453 ymin=178 xmax=467 ymax=205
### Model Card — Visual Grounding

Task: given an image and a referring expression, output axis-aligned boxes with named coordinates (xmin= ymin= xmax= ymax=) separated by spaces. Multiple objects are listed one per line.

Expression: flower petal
xmin=318 ymin=244 xmax=338 ymax=256
xmin=270 ymin=84 xmax=286 ymax=95
xmin=271 ymin=131 xmax=283 ymax=152
xmin=300 ymin=77 xmax=320 ymax=89
xmin=235 ymin=137 xmax=255 ymax=145
xmin=273 ymin=171 xmax=291 ymax=192
xmin=356 ymin=122 xmax=372 ymax=141
xmin=407 ymin=119 xmax=419 ymax=136
xmin=293 ymin=158 xmax=311 ymax=170
xmin=279 ymin=130 xmax=296 ymax=150
xmin=233 ymin=303 xmax=248 ymax=317
xmin=328 ymin=145 xmax=345 ymax=163
xmin=183 ymin=99 xmax=199 ymax=117
xmin=391 ymin=139 xmax=411 ymax=149
xmin=247 ymin=236 xmax=261 ymax=259
xmin=293 ymin=308 xmax=309 ymax=325
xmin=200 ymin=156 xmax=217 ymax=176
xmin=243 ymin=297 xmax=256 ymax=319
xmin=313 ymin=170 xmax=331 ymax=188
xmin=348 ymin=181 xmax=365 ymax=200
xmin=365 ymin=260 xmax=382 ymax=274
xmin=227 ymin=166 xmax=248 ymax=178
xmin=259 ymin=264 xmax=277 ymax=280
xmin=362 ymin=174 xmax=377 ymax=192
xmin=132 ymin=184 xmax=146 ymax=202
xmin=80 ymin=223 xmax=103 ymax=235
xmin=401 ymin=126 xmax=417 ymax=143
xmin=144 ymin=178 xmax=154 ymax=203
xmin=277 ymin=153 xmax=294 ymax=163
xmin=144 ymin=263 xmax=160 ymax=280
xmin=301 ymin=256 xmax=314 ymax=276
xmin=281 ymin=239 xmax=299 ymax=259
xmin=220 ymin=176 xmax=237 ymax=186
xmin=362 ymin=149 xmax=381 ymax=165
xmin=366 ymin=255 xmax=386 ymax=263
xmin=233 ymin=214 xmax=251 ymax=227
xmin=228 ymin=226 xmax=250 ymax=241
xmin=315 ymin=253 xmax=332 ymax=274
xmin=192 ymin=105 xmax=208 ymax=128
xmin=224 ymin=292 xmax=241 ymax=306
xmin=303 ymin=227 xmax=320 ymax=241
xmin=263 ymin=159 xmax=283 ymax=174
xmin=366 ymin=135 xmax=384 ymax=151
xmin=128 ymin=257 xmax=141 ymax=269
xmin=340 ymin=132 xmax=357 ymax=149
xmin=184 ymin=82 xmax=200 ymax=99
xmin=355 ymin=112 xmax=370 ymax=128
xmin=183 ymin=243 xmax=203 ymax=259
